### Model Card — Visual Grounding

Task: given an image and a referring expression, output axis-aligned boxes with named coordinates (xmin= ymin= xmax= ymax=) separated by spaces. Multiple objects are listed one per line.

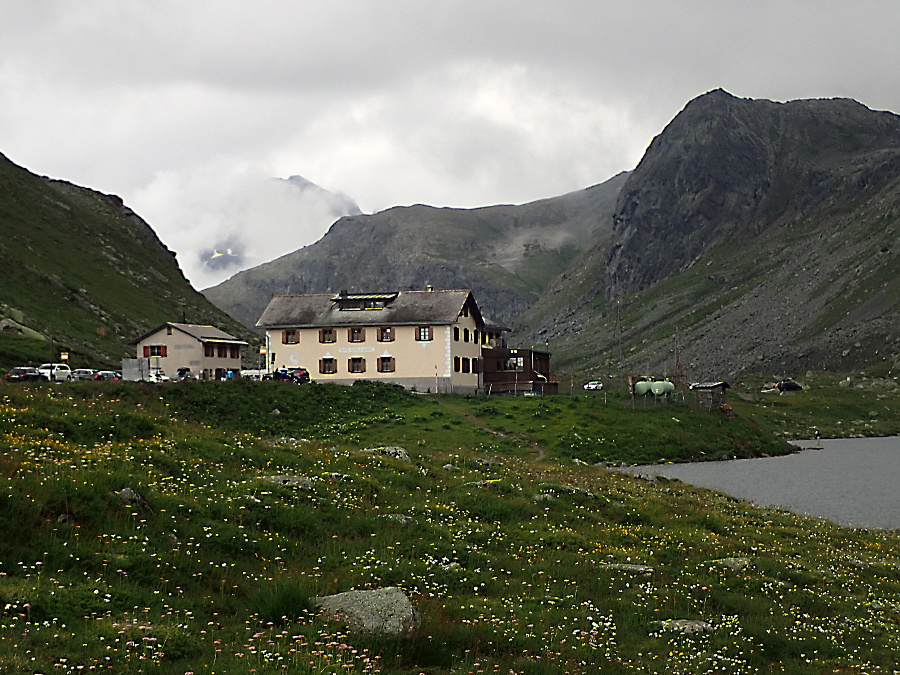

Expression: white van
xmin=38 ymin=363 xmax=73 ymax=382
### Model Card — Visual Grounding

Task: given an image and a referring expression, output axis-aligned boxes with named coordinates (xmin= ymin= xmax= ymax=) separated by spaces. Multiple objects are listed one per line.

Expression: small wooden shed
xmin=689 ymin=381 xmax=730 ymax=410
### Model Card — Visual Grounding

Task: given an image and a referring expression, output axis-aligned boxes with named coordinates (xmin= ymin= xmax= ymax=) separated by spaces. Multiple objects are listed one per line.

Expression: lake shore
xmin=616 ymin=436 xmax=900 ymax=529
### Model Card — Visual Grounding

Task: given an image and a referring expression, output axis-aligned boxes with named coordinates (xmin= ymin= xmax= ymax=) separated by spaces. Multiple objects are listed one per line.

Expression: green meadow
xmin=0 ymin=377 xmax=898 ymax=674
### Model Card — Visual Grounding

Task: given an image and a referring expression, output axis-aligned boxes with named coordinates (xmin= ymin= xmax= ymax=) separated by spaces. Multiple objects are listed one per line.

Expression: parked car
xmin=93 ymin=370 xmax=121 ymax=381
xmin=776 ymin=379 xmax=803 ymax=392
xmin=762 ymin=378 xmax=804 ymax=393
xmin=146 ymin=370 xmax=170 ymax=383
xmin=6 ymin=366 xmax=43 ymax=382
xmin=266 ymin=367 xmax=311 ymax=384
xmin=73 ymin=368 xmax=97 ymax=381
xmin=38 ymin=363 xmax=73 ymax=382
xmin=583 ymin=380 xmax=603 ymax=390
xmin=171 ymin=367 xmax=196 ymax=381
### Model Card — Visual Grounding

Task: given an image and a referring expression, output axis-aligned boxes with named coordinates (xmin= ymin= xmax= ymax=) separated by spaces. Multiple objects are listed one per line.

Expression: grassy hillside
xmin=0 ymin=153 xmax=255 ymax=368
xmin=0 ymin=377 xmax=897 ymax=674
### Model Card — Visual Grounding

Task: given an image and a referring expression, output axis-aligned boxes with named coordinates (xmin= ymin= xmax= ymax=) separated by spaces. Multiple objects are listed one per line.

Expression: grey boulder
xmin=316 ymin=587 xmax=420 ymax=635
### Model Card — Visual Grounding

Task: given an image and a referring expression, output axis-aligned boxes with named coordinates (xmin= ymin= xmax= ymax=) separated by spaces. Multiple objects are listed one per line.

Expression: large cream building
xmin=256 ymin=289 xmax=505 ymax=394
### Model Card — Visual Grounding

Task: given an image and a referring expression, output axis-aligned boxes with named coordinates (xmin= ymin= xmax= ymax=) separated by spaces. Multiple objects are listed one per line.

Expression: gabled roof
xmin=257 ymin=289 xmax=483 ymax=329
xmin=131 ymin=322 xmax=248 ymax=346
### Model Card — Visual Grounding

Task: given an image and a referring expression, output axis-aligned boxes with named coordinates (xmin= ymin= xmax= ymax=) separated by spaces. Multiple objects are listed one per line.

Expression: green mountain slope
xmin=0 ymin=153 xmax=254 ymax=367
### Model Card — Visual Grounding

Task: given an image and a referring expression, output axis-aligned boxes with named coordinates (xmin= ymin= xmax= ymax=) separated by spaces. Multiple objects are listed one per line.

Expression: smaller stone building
xmin=131 ymin=322 xmax=247 ymax=380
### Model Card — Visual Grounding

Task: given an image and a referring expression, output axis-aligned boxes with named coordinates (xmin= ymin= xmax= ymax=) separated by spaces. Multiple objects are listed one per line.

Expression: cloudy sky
xmin=2 ymin=1 xmax=899 ymax=289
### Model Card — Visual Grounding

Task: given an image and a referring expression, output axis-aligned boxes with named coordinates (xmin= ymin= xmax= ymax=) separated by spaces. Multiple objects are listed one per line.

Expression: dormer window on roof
xmin=331 ymin=292 xmax=399 ymax=311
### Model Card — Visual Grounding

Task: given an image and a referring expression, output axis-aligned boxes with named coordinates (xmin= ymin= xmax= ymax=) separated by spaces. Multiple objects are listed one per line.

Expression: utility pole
xmin=615 ymin=298 xmax=625 ymax=379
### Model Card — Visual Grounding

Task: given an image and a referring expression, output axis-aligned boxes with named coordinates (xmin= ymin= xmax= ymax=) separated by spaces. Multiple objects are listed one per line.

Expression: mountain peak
xmin=606 ymin=92 xmax=900 ymax=300
xmin=281 ymin=175 xmax=363 ymax=215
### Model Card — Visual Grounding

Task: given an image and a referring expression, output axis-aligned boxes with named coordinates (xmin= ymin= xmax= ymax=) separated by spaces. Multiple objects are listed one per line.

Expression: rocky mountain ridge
xmin=515 ymin=90 xmax=900 ymax=379
xmin=203 ymin=172 xmax=628 ymax=328
xmin=606 ymin=89 xmax=900 ymax=299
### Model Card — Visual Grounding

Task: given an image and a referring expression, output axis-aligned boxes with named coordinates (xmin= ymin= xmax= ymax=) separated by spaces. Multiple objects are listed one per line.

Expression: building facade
xmin=131 ymin=322 xmax=247 ymax=380
xmin=257 ymin=289 xmax=508 ymax=394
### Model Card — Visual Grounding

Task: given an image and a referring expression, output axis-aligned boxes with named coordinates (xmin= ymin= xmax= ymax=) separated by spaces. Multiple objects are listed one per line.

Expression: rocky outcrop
xmin=116 ymin=487 xmax=154 ymax=514
xmin=260 ymin=474 xmax=314 ymax=489
xmin=710 ymin=557 xmax=753 ymax=572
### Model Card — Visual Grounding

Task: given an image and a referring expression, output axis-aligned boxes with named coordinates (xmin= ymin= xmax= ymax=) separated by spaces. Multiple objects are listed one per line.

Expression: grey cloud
xmin=2 ymin=1 xmax=899 ymax=290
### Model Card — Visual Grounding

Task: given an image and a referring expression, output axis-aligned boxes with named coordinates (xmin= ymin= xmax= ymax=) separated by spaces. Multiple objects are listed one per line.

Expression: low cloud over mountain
xmin=135 ymin=171 xmax=362 ymax=290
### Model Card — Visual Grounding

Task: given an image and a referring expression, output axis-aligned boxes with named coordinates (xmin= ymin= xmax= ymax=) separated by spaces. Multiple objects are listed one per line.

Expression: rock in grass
xmin=659 ymin=619 xmax=714 ymax=634
xmin=117 ymin=487 xmax=154 ymax=514
xmin=474 ymin=458 xmax=503 ymax=467
xmin=315 ymin=587 xmax=420 ymax=635
xmin=710 ymin=556 xmax=753 ymax=571
xmin=380 ymin=514 xmax=413 ymax=525
xmin=597 ymin=563 xmax=655 ymax=574
xmin=361 ymin=446 xmax=411 ymax=462
xmin=260 ymin=475 xmax=314 ymax=489
xmin=553 ymin=484 xmax=599 ymax=499
xmin=534 ymin=485 xmax=602 ymax=502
